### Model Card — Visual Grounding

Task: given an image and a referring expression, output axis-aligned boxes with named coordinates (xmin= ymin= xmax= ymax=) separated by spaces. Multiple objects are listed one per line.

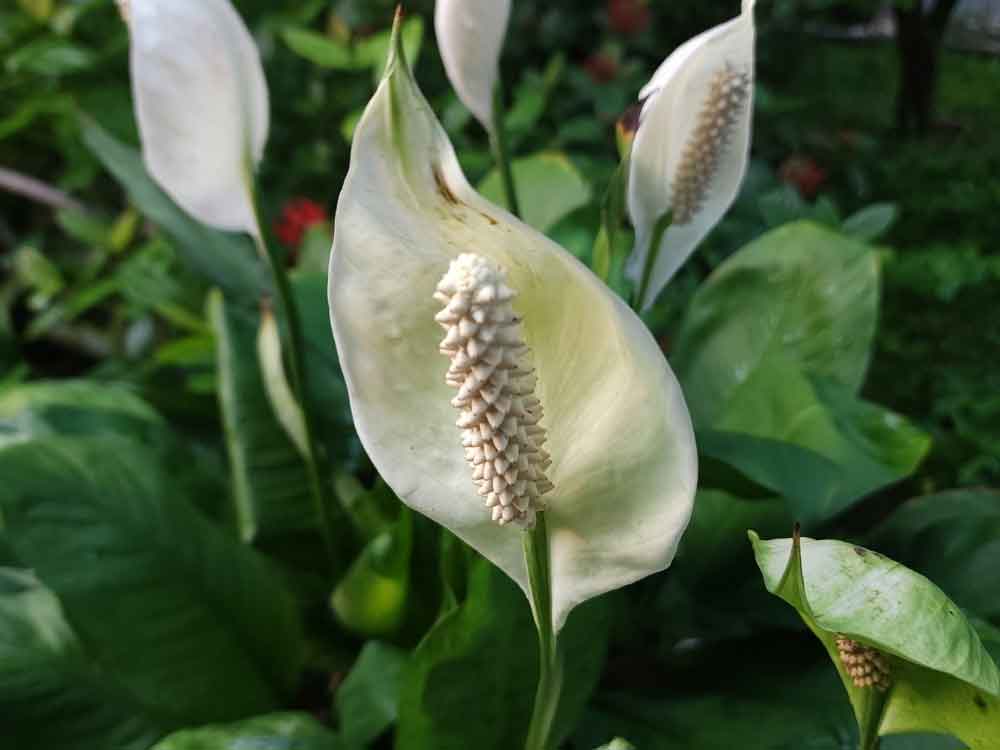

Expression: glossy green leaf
xmin=0 ymin=569 xmax=163 ymax=750
xmin=751 ymin=531 xmax=1000 ymax=748
xmin=868 ymin=490 xmax=1000 ymax=620
xmin=674 ymin=221 xmax=879 ymax=425
xmin=151 ymin=713 xmax=345 ymax=750
xmin=335 ymin=642 xmax=408 ymax=747
xmin=0 ymin=379 xmax=163 ymax=450
xmin=331 ymin=509 xmax=413 ymax=637
xmin=81 ymin=119 xmax=266 ymax=300
xmin=208 ymin=289 xmax=315 ymax=544
xmin=397 ymin=558 xmax=612 ymax=750
xmin=478 ymin=151 xmax=592 ymax=233
xmin=0 ymin=436 xmax=305 ymax=726
xmin=843 ymin=203 xmax=899 ymax=242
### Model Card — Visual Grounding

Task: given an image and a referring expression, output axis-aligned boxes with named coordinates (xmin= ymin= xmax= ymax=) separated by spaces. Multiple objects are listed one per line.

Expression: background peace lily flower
xmin=434 ymin=0 xmax=512 ymax=134
xmin=124 ymin=0 xmax=269 ymax=234
xmin=627 ymin=0 xmax=756 ymax=311
xmin=328 ymin=26 xmax=697 ymax=632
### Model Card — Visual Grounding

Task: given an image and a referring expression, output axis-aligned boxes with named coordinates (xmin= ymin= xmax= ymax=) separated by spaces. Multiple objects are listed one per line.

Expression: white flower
xmin=627 ymin=0 xmax=756 ymax=311
xmin=124 ymin=0 xmax=269 ymax=234
xmin=434 ymin=0 xmax=512 ymax=133
xmin=328 ymin=25 xmax=697 ymax=632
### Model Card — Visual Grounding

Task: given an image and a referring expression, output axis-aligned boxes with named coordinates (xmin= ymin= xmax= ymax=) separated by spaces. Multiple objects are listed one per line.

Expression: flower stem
xmin=522 ymin=513 xmax=564 ymax=750
xmin=490 ymin=83 xmax=521 ymax=219
xmin=248 ymin=194 xmax=341 ymax=576
xmin=633 ymin=211 xmax=672 ymax=312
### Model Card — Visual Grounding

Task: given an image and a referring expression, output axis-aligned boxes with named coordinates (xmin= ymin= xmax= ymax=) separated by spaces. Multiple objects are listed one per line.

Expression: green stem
xmin=249 ymin=195 xmax=340 ymax=575
xmin=522 ymin=513 xmax=564 ymax=750
xmin=632 ymin=211 xmax=672 ymax=313
xmin=490 ymin=84 xmax=521 ymax=219
xmin=857 ymin=687 xmax=889 ymax=750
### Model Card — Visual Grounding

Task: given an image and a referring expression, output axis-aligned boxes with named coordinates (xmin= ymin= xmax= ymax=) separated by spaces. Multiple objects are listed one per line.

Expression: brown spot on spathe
xmin=433 ymin=166 xmax=459 ymax=205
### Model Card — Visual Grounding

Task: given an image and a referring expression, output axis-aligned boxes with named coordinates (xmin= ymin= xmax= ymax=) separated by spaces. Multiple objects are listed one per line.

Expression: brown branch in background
xmin=0 ymin=166 xmax=86 ymax=214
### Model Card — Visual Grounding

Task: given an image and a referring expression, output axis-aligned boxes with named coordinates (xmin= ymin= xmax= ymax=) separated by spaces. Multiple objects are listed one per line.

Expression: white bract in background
xmin=627 ymin=0 xmax=756 ymax=311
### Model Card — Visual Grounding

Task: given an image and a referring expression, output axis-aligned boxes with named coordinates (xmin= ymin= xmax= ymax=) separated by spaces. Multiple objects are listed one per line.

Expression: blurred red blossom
xmin=583 ymin=52 xmax=619 ymax=84
xmin=274 ymin=198 xmax=329 ymax=248
xmin=778 ymin=155 xmax=828 ymax=200
xmin=608 ymin=0 xmax=651 ymax=35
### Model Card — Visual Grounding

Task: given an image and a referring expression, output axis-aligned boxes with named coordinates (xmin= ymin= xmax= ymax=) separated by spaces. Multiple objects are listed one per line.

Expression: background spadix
xmin=125 ymin=0 xmax=269 ymax=235
xmin=627 ymin=0 xmax=756 ymax=311
xmin=328 ymin=20 xmax=697 ymax=632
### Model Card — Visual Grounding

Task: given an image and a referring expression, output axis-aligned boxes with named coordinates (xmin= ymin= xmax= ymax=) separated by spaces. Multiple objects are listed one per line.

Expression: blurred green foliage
xmin=1 ymin=1 xmax=998 ymax=749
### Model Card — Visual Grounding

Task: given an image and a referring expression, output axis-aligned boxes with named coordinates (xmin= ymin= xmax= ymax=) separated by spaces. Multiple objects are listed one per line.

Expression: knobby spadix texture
xmin=434 ymin=0 xmax=511 ymax=132
xmin=328 ymin=29 xmax=697 ymax=632
xmin=124 ymin=0 xmax=269 ymax=234
xmin=627 ymin=0 xmax=756 ymax=311
xmin=435 ymin=254 xmax=553 ymax=529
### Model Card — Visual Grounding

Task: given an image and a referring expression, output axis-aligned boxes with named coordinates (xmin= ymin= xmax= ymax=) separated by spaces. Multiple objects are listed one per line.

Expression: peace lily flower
xmin=121 ymin=0 xmax=269 ymax=234
xmin=434 ymin=0 xmax=512 ymax=134
xmin=328 ymin=19 xmax=697 ymax=633
xmin=627 ymin=0 xmax=756 ymax=311
xmin=751 ymin=529 xmax=1000 ymax=749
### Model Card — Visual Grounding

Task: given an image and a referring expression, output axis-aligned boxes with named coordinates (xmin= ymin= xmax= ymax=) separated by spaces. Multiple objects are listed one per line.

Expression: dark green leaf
xmin=208 ymin=289 xmax=316 ymax=543
xmin=81 ymin=119 xmax=266 ymax=300
xmin=868 ymin=490 xmax=1000 ymax=619
xmin=0 ymin=436 xmax=305 ymax=726
xmin=0 ymin=569 xmax=163 ymax=750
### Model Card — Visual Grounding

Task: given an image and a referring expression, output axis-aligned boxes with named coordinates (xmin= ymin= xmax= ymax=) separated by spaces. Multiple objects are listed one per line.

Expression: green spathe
xmin=328 ymin=20 xmax=697 ymax=632
xmin=750 ymin=531 xmax=1000 ymax=748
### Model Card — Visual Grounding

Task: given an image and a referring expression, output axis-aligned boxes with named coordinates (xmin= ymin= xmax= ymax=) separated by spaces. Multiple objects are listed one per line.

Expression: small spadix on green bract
xmin=750 ymin=530 xmax=1000 ymax=749
xmin=328 ymin=13 xmax=697 ymax=632
xmin=434 ymin=0 xmax=511 ymax=135
xmin=627 ymin=0 xmax=756 ymax=311
xmin=120 ymin=0 xmax=269 ymax=235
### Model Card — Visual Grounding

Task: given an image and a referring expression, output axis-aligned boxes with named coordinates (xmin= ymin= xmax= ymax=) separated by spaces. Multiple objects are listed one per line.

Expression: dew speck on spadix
xmin=434 ymin=254 xmax=554 ymax=528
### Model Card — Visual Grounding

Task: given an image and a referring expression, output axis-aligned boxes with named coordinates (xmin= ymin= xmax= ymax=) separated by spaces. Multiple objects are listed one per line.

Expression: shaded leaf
xmin=0 ymin=569 xmax=163 ymax=750
xmin=0 ymin=436 xmax=305 ymax=726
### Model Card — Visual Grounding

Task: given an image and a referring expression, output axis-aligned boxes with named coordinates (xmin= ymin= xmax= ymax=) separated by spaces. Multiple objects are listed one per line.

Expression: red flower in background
xmin=608 ymin=0 xmax=651 ymax=35
xmin=778 ymin=155 xmax=828 ymax=200
xmin=583 ymin=53 xmax=619 ymax=84
xmin=274 ymin=198 xmax=329 ymax=248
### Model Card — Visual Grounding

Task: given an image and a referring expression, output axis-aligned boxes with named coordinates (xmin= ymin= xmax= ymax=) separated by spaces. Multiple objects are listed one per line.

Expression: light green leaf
xmin=675 ymin=221 xmax=879 ymax=423
xmin=0 ymin=569 xmax=163 ymax=750
xmin=0 ymin=436 xmax=305 ymax=726
xmin=336 ymin=642 xmax=408 ymax=747
xmin=478 ymin=151 xmax=592 ymax=233
xmin=751 ymin=531 xmax=1000 ymax=748
xmin=843 ymin=203 xmax=899 ymax=242
xmin=152 ymin=713 xmax=345 ymax=750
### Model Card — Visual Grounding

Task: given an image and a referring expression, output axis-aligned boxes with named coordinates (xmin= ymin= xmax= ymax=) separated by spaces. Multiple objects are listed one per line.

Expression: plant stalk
xmin=633 ymin=211 xmax=672 ymax=313
xmin=490 ymin=84 xmax=521 ymax=219
xmin=522 ymin=513 xmax=563 ymax=750
xmin=249 ymin=195 xmax=340 ymax=575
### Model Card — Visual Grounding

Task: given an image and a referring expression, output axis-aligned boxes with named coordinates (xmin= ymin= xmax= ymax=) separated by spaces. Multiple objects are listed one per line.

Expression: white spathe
xmin=434 ymin=0 xmax=512 ymax=132
xmin=627 ymin=0 xmax=756 ymax=311
xmin=328 ymin=32 xmax=697 ymax=632
xmin=127 ymin=0 xmax=269 ymax=234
